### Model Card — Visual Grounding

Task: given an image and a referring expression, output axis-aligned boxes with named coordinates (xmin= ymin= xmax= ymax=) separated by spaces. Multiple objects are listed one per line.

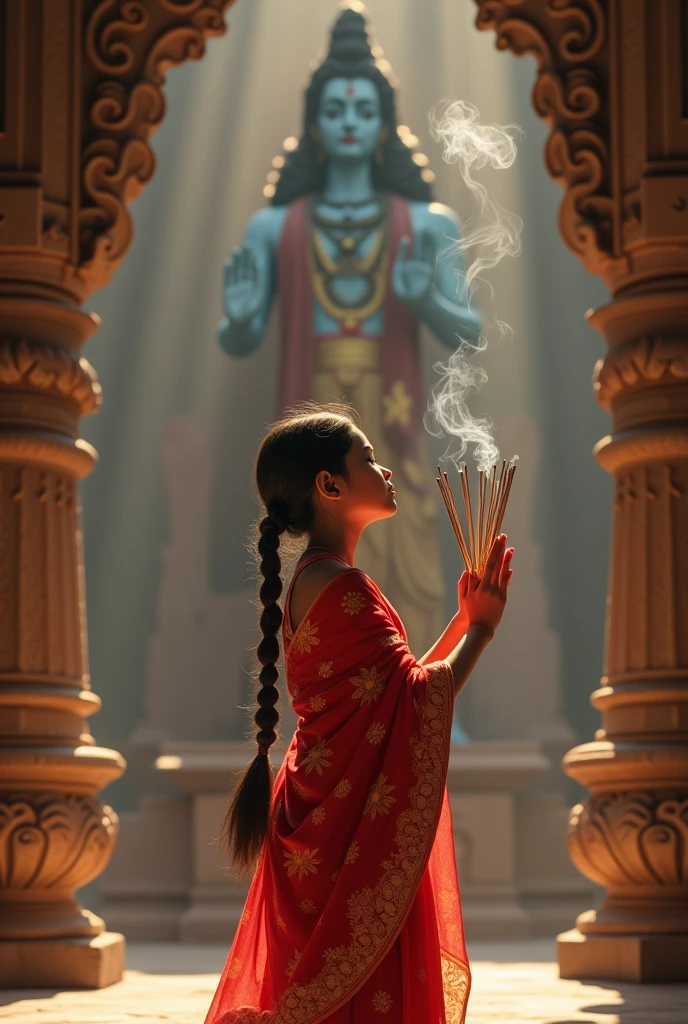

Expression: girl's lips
xmin=342 ymin=136 xmax=357 ymax=144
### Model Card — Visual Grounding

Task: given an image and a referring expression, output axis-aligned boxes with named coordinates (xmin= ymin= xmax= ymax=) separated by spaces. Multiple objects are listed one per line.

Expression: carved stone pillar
xmin=475 ymin=0 xmax=688 ymax=981
xmin=0 ymin=0 xmax=233 ymax=988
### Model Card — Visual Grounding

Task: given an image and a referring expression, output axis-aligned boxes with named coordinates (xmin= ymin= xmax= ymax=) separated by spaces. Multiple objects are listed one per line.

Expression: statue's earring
xmin=375 ymin=127 xmax=388 ymax=166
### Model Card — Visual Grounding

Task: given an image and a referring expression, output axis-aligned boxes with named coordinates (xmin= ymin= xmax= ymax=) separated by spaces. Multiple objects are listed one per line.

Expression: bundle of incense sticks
xmin=436 ymin=459 xmax=517 ymax=576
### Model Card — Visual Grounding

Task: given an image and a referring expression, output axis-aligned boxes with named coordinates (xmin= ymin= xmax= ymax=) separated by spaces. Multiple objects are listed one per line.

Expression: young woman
xmin=206 ymin=405 xmax=514 ymax=1024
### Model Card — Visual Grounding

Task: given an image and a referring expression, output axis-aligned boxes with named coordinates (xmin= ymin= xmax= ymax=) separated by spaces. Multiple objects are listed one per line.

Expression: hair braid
xmin=221 ymin=505 xmax=285 ymax=875
xmin=220 ymin=404 xmax=357 ymax=876
xmin=255 ymin=509 xmax=285 ymax=752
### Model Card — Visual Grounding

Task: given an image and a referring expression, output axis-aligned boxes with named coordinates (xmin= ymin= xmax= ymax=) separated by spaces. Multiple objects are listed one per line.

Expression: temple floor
xmin=1 ymin=940 xmax=687 ymax=1023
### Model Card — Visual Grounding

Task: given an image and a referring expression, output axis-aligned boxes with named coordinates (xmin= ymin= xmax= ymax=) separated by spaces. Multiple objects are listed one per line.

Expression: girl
xmin=206 ymin=405 xmax=514 ymax=1024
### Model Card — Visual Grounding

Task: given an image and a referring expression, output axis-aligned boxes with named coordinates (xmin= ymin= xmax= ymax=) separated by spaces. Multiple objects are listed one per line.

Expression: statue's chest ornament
xmin=308 ymin=197 xmax=390 ymax=332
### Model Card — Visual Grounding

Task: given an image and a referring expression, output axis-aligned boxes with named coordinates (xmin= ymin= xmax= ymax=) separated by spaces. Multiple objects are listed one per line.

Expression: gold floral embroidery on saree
xmin=309 ymin=695 xmax=326 ymax=712
xmin=226 ymin=958 xmax=242 ymax=979
xmin=366 ymin=722 xmax=386 ymax=744
xmin=341 ymin=591 xmax=366 ymax=615
xmin=311 ymin=806 xmax=326 ymax=825
xmin=441 ymin=955 xmax=471 ymax=1024
xmin=292 ymin=620 xmax=320 ymax=654
xmin=350 ymin=666 xmax=385 ymax=704
xmin=299 ymin=899 xmax=317 ymax=914
xmin=333 ymin=778 xmax=351 ymax=798
xmin=286 ymin=950 xmax=301 ymax=979
xmin=283 ymin=848 xmax=321 ymax=880
xmin=344 ymin=840 xmax=359 ymax=865
xmin=371 ymin=990 xmax=392 ymax=1013
xmin=302 ymin=737 xmax=332 ymax=775
xmin=379 ymin=632 xmax=403 ymax=646
xmin=318 ymin=661 xmax=334 ymax=677
xmin=364 ymin=774 xmax=396 ymax=820
xmin=271 ymin=660 xmax=454 ymax=1024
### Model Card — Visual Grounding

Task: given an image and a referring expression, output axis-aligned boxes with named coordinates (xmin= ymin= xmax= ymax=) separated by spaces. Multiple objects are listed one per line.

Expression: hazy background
xmin=81 ymin=0 xmax=611 ymax=812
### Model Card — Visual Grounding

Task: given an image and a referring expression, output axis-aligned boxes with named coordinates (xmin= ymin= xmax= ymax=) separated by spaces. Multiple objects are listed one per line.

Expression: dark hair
xmin=221 ymin=402 xmax=359 ymax=874
xmin=269 ymin=7 xmax=434 ymax=206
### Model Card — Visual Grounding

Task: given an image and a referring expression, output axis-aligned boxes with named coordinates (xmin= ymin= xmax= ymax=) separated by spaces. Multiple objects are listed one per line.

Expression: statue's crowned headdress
xmin=265 ymin=2 xmax=435 ymax=206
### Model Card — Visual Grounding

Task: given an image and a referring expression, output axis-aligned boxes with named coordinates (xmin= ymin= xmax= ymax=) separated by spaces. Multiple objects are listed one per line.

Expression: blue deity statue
xmin=219 ymin=5 xmax=480 ymax=740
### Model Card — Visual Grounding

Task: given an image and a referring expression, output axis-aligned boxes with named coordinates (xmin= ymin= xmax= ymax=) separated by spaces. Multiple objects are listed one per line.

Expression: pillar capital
xmin=476 ymin=0 xmax=688 ymax=296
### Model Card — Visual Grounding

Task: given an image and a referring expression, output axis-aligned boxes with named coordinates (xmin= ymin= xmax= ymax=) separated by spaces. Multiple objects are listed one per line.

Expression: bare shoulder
xmin=290 ymin=558 xmax=353 ymax=631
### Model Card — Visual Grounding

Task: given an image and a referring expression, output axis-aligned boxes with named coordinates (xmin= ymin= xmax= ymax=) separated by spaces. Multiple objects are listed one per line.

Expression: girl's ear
xmin=314 ymin=470 xmax=341 ymax=501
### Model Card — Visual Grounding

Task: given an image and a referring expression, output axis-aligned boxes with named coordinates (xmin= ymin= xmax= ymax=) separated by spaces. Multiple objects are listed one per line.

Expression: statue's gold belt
xmin=317 ymin=337 xmax=380 ymax=372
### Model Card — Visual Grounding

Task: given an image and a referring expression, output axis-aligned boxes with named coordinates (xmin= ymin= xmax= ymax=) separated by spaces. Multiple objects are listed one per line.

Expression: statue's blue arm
xmin=409 ymin=202 xmax=482 ymax=348
xmin=217 ymin=207 xmax=286 ymax=358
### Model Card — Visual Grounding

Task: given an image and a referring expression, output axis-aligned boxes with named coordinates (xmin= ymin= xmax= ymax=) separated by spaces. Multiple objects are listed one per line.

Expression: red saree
xmin=206 ymin=555 xmax=470 ymax=1024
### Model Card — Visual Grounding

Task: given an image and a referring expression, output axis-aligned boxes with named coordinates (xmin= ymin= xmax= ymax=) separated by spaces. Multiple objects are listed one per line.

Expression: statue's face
xmin=316 ymin=77 xmax=383 ymax=162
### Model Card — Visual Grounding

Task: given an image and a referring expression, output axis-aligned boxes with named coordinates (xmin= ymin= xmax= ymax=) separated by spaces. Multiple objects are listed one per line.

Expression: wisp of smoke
xmin=423 ymin=99 xmax=523 ymax=472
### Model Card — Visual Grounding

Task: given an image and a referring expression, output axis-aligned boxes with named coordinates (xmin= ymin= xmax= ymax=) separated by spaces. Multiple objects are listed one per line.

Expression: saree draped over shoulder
xmin=206 ymin=559 xmax=470 ymax=1024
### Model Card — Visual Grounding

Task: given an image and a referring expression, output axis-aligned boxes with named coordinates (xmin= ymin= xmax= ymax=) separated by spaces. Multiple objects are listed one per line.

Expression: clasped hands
xmin=455 ymin=534 xmax=514 ymax=639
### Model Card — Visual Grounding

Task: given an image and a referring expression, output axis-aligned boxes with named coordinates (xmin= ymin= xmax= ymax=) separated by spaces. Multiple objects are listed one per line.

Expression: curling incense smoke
xmin=424 ymin=99 xmax=523 ymax=472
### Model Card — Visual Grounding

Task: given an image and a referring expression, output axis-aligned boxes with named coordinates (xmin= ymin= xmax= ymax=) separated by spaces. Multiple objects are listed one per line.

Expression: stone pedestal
xmin=475 ymin=0 xmax=688 ymax=981
xmin=100 ymin=739 xmax=595 ymax=942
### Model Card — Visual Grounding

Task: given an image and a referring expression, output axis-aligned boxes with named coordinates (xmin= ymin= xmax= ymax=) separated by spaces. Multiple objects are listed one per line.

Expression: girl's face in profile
xmin=341 ymin=428 xmax=397 ymax=526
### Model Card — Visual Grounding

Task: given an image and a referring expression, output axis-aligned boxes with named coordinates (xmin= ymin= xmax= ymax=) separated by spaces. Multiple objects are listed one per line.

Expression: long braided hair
xmin=221 ymin=403 xmax=359 ymax=874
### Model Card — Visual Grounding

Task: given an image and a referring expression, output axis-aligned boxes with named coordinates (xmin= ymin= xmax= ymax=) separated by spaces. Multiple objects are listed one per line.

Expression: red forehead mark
xmin=346 ymin=87 xmax=355 ymax=96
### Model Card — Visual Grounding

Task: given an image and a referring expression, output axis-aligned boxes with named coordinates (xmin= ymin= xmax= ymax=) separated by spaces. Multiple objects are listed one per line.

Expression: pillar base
xmin=557 ymin=927 xmax=688 ymax=982
xmin=0 ymin=931 xmax=125 ymax=989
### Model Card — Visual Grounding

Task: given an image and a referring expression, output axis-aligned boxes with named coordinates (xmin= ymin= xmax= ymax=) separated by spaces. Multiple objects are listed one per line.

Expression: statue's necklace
xmin=308 ymin=196 xmax=390 ymax=331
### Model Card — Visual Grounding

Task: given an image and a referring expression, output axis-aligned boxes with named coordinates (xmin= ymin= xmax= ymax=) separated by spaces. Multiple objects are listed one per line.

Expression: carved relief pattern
xmin=0 ymin=794 xmax=118 ymax=891
xmin=0 ymin=466 xmax=84 ymax=681
xmin=607 ymin=464 xmax=686 ymax=677
xmin=0 ymin=338 xmax=101 ymax=415
xmin=475 ymin=0 xmax=617 ymax=280
xmin=594 ymin=337 xmax=688 ymax=408
xmin=568 ymin=792 xmax=688 ymax=889
xmin=79 ymin=0 xmax=233 ymax=289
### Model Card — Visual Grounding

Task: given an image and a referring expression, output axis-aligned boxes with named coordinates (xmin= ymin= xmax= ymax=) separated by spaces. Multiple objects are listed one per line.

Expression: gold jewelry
xmin=308 ymin=196 xmax=390 ymax=331
xmin=311 ymin=221 xmax=385 ymax=276
xmin=311 ymin=253 xmax=388 ymax=330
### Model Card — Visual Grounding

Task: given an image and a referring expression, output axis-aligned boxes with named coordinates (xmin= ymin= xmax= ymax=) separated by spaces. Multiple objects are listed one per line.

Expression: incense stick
xmin=460 ymin=466 xmax=476 ymax=572
xmin=436 ymin=469 xmax=471 ymax=570
xmin=437 ymin=458 xmax=517 ymax=578
xmin=478 ymin=469 xmax=487 ymax=570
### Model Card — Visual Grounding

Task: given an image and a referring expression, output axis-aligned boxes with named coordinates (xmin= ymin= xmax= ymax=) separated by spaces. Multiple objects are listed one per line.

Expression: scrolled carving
xmin=475 ymin=0 xmax=617 ymax=281
xmin=85 ymin=0 xmax=149 ymax=76
xmin=594 ymin=337 xmax=688 ymax=408
xmin=568 ymin=792 xmax=688 ymax=889
xmin=547 ymin=0 xmax=605 ymax=62
xmin=0 ymin=794 xmax=119 ymax=891
xmin=90 ymin=81 xmax=165 ymax=133
xmin=0 ymin=338 xmax=102 ymax=415
xmin=79 ymin=0 xmax=233 ymax=289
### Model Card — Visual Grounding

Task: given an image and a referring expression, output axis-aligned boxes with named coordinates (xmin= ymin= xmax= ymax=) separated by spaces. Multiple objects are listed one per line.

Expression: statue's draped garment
xmin=205 ymin=554 xmax=470 ymax=1024
xmin=276 ymin=194 xmax=445 ymax=657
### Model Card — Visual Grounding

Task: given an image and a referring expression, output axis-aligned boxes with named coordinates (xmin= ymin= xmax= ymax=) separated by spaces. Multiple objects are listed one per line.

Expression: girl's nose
xmin=383 ymin=467 xmax=392 ymax=480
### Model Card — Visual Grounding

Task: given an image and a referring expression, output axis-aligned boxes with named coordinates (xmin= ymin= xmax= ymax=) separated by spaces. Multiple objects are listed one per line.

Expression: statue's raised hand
xmin=392 ymin=231 xmax=436 ymax=305
xmin=223 ymin=245 xmax=264 ymax=324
